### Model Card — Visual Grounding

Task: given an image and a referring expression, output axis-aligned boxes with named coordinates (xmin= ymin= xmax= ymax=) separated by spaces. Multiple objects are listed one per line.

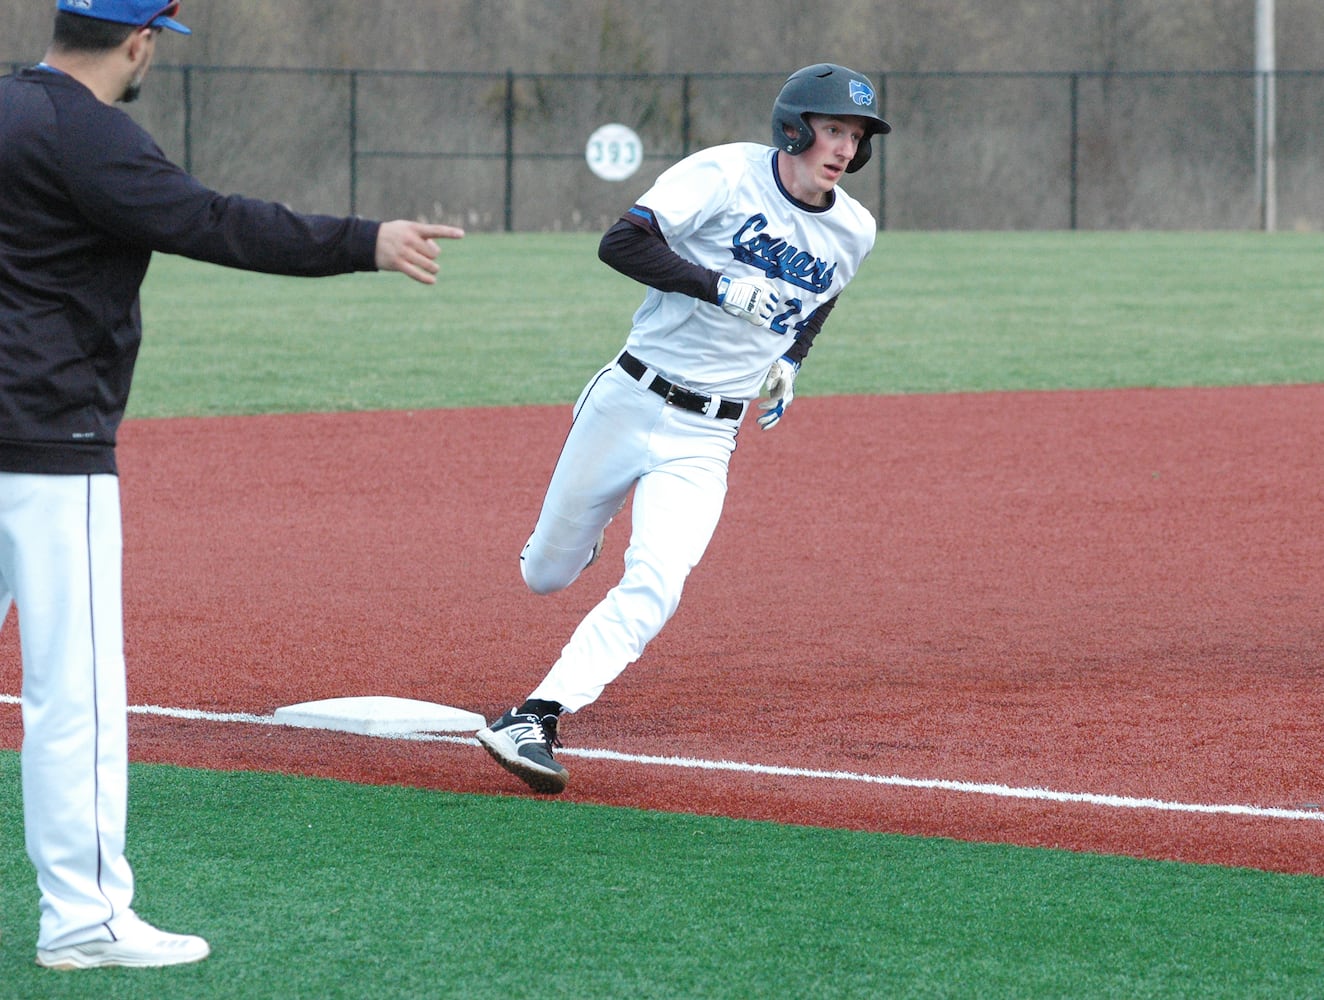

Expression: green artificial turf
xmin=1 ymin=755 xmax=1320 ymax=999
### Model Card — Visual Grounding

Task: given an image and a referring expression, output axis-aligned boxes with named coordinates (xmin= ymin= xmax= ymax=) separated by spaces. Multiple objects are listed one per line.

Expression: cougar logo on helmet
xmin=849 ymin=80 xmax=875 ymax=107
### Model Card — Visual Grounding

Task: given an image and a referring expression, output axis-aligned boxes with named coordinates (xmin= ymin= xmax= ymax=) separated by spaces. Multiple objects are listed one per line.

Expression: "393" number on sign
xmin=585 ymin=124 xmax=643 ymax=181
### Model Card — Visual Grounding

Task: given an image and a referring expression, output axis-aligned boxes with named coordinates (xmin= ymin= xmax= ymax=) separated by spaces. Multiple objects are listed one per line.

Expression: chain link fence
xmin=11 ymin=64 xmax=1318 ymax=231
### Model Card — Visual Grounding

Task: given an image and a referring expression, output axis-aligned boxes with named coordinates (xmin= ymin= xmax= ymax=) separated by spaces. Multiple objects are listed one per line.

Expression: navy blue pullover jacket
xmin=0 ymin=66 xmax=381 ymax=475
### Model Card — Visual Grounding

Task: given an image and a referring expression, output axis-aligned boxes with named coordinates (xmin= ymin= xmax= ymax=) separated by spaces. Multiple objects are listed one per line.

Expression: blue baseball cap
xmin=56 ymin=0 xmax=191 ymax=35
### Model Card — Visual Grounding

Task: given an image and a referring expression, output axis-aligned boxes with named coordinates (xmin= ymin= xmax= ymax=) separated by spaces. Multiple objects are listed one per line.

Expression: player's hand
xmin=717 ymin=275 xmax=779 ymax=326
xmin=757 ymin=355 xmax=799 ymax=430
xmin=375 ymin=220 xmax=465 ymax=285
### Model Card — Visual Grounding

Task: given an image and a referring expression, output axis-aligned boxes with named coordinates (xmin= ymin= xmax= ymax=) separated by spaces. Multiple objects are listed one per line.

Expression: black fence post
xmin=504 ymin=68 xmax=515 ymax=232
xmin=1068 ymin=72 xmax=1079 ymax=230
xmin=878 ymin=71 xmax=887 ymax=231
xmin=348 ymin=71 xmax=358 ymax=216
xmin=181 ymin=65 xmax=193 ymax=175
xmin=682 ymin=74 xmax=692 ymax=157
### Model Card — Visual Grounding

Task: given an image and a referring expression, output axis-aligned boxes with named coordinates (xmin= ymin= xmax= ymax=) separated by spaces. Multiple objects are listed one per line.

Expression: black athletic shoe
xmin=476 ymin=709 xmax=569 ymax=794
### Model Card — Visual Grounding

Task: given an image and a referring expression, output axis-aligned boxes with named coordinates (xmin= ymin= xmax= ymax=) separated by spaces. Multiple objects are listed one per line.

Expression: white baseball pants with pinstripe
xmin=0 ymin=472 xmax=139 ymax=950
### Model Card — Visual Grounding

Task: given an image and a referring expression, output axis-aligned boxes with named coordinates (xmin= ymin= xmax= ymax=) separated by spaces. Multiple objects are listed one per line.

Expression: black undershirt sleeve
xmin=785 ymin=295 xmax=837 ymax=366
xmin=598 ymin=209 xmax=723 ymax=303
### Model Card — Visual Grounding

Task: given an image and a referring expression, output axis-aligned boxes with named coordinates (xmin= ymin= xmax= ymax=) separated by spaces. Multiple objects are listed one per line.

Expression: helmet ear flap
xmin=777 ymin=113 xmax=815 ymax=156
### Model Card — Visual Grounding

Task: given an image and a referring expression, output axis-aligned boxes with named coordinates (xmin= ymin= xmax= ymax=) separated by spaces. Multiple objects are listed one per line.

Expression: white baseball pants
xmin=0 ymin=472 xmax=137 ymax=949
xmin=521 ymin=361 xmax=741 ymax=712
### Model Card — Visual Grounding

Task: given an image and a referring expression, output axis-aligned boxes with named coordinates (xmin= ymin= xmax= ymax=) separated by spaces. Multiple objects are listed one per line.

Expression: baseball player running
xmin=0 ymin=0 xmax=463 ymax=970
xmin=476 ymin=64 xmax=887 ymax=793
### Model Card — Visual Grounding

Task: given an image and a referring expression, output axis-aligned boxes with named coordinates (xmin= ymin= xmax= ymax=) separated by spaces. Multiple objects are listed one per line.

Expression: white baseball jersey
xmin=623 ymin=142 xmax=876 ymax=399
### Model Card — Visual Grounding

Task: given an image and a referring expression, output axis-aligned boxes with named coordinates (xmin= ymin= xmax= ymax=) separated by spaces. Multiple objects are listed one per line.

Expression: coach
xmin=0 ymin=0 xmax=463 ymax=970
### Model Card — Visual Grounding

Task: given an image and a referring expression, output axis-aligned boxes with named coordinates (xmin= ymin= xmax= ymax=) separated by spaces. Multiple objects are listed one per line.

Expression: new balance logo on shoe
xmin=476 ymin=708 xmax=569 ymax=794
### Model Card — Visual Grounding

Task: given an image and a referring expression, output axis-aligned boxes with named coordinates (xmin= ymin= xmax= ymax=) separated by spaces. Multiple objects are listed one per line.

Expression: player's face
xmin=780 ymin=114 xmax=870 ymax=205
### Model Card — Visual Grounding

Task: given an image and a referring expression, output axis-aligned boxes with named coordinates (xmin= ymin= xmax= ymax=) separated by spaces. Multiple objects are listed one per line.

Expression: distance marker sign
xmin=586 ymin=123 xmax=643 ymax=181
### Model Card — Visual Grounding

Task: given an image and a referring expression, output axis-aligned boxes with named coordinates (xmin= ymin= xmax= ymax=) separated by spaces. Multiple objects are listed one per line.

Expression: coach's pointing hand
xmin=375 ymin=220 xmax=465 ymax=285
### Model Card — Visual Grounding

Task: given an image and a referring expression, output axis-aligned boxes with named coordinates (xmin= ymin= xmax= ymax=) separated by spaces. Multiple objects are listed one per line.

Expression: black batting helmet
xmin=771 ymin=63 xmax=890 ymax=173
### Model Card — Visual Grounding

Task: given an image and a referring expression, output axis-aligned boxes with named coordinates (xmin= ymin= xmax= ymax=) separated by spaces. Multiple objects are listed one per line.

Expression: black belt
xmin=618 ymin=352 xmax=743 ymax=421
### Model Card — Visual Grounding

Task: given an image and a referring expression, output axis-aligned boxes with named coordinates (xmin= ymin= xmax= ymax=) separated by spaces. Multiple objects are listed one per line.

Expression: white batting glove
xmin=757 ymin=355 xmax=799 ymax=430
xmin=717 ymin=275 xmax=779 ymax=326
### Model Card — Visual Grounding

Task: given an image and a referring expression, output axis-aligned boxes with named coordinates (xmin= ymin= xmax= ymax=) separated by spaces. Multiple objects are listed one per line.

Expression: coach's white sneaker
xmin=36 ymin=913 xmax=210 ymax=970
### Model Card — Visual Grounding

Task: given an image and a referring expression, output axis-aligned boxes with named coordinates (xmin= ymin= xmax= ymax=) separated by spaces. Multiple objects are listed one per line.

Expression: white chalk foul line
xmin=2 ymin=694 xmax=1321 ymax=823
xmin=560 ymin=747 xmax=1324 ymax=822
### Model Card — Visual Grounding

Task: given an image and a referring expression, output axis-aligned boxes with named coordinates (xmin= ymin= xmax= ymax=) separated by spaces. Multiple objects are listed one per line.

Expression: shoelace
xmin=538 ymin=714 xmax=564 ymax=750
xmin=511 ymin=711 xmax=564 ymax=751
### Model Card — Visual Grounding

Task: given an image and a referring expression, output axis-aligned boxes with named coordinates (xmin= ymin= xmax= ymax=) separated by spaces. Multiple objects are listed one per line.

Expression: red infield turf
xmin=1 ymin=386 xmax=1321 ymax=875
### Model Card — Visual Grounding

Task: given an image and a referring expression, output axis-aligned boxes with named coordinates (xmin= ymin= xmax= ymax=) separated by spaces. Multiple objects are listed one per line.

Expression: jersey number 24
xmin=770 ymin=297 xmax=806 ymax=337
